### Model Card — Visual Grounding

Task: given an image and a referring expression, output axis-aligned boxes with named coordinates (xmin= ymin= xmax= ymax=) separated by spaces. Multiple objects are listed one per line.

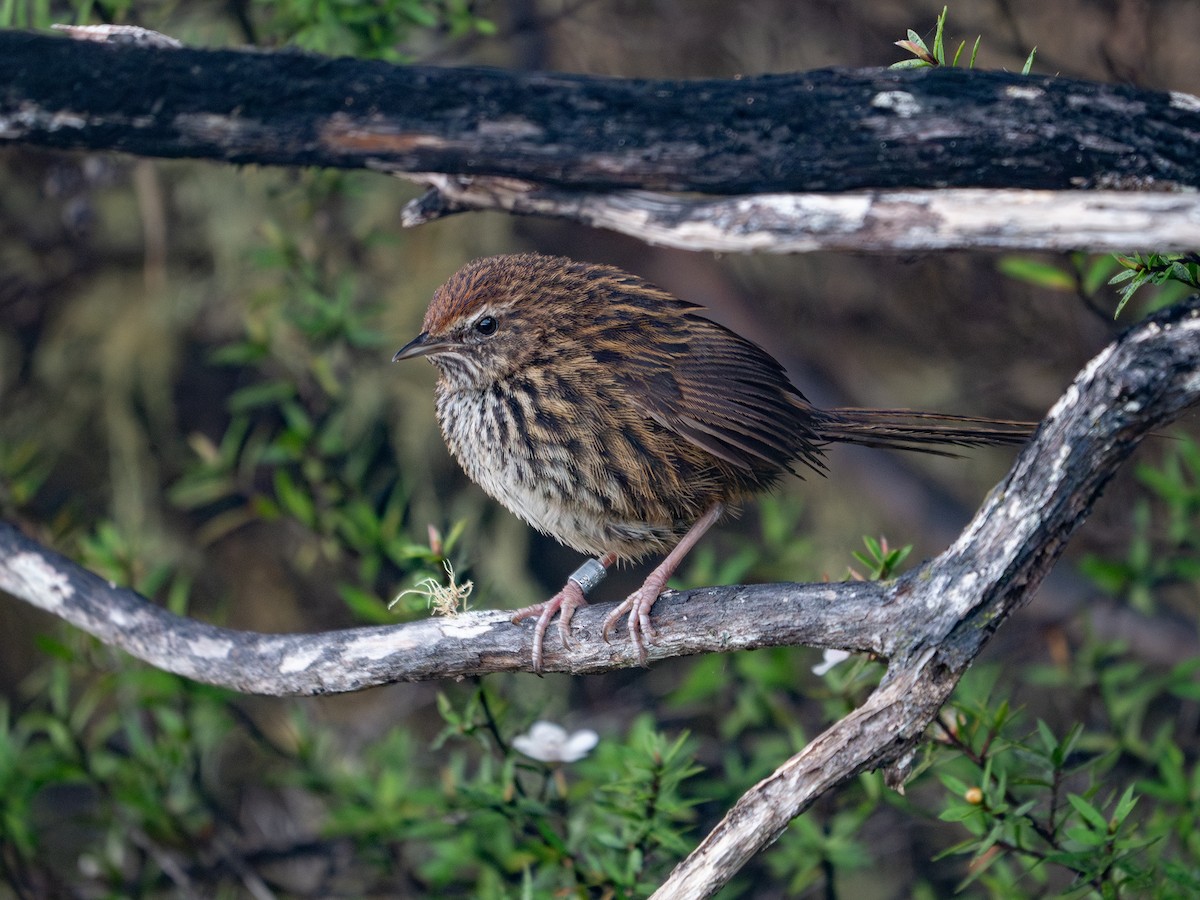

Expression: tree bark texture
xmin=2 ymin=30 xmax=1199 ymax=194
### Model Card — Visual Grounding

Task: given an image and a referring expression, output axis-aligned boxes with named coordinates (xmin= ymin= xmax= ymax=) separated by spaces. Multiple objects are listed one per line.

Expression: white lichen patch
xmin=280 ymin=645 xmax=323 ymax=674
xmin=50 ymin=111 xmax=88 ymax=130
xmin=476 ymin=118 xmax=544 ymax=139
xmin=950 ymin=571 xmax=979 ymax=607
xmin=1001 ymin=492 xmax=1037 ymax=531
xmin=1004 ymin=85 xmax=1045 ymax=101
xmin=871 ymin=91 xmax=921 ymax=118
xmin=437 ymin=616 xmax=497 ymax=639
xmin=1043 ymin=343 xmax=1115 ymax=423
xmin=1170 ymin=91 xmax=1200 ymax=112
xmin=345 ymin=629 xmax=421 ymax=661
xmin=188 ymin=635 xmax=234 ymax=659
xmin=1053 ymin=440 xmax=1074 ymax=474
xmin=0 ymin=107 xmax=85 ymax=139
xmin=922 ymin=570 xmax=962 ymax=612
xmin=108 ymin=607 xmax=132 ymax=627
xmin=4 ymin=552 xmax=74 ymax=610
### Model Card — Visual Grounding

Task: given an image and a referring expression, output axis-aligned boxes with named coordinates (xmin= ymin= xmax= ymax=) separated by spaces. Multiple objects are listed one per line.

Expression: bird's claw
xmin=512 ymin=580 xmax=587 ymax=673
xmin=601 ymin=589 xmax=657 ymax=667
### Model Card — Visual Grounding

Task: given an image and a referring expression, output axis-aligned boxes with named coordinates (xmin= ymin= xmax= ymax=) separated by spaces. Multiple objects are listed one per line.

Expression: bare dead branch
xmin=2 ymin=30 xmax=1198 ymax=195
xmin=4 ymin=31 xmax=1198 ymax=252
xmin=400 ymin=176 xmax=1200 ymax=253
xmin=0 ymin=528 xmax=899 ymax=692
xmin=654 ymin=298 xmax=1200 ymax=898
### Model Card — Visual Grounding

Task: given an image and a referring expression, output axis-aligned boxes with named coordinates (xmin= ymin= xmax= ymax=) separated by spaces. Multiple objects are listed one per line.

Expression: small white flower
xmin=812 ymin=649 xmax=851 ymax=676
xmin=512 ymin=721 xmax=599 ymax=763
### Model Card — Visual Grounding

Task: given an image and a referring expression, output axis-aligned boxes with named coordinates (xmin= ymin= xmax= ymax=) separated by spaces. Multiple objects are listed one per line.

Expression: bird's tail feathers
xmin=819 ymin=408 xmax=1035 ymax=456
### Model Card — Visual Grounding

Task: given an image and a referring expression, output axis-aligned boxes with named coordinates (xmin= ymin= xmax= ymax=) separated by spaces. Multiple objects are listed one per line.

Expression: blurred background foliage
xmin=1 ymin=0 xmax=1199 ymax=897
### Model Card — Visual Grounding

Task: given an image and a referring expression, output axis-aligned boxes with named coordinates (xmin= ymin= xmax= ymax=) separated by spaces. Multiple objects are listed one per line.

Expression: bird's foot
xmin=601 ymin=572 xmax=669 ymax=667
xmin=511 ymin=580 xmax=588 ymax=673
xmin=600 ymin=503 xmax=723 ymax=666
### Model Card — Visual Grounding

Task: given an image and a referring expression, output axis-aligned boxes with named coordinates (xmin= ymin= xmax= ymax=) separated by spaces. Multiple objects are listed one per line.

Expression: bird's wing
xmin=606 ymin=312 xmax=826 ymax=474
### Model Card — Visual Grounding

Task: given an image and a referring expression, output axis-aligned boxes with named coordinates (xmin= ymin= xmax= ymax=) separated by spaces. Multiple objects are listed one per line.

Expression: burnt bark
xmin=2 ymin=29 xmax=1198 ymax=194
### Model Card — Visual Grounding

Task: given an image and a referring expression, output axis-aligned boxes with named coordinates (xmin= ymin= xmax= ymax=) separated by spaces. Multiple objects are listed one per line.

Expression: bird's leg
xmin=512 ymin=551 xmax=617 ymax=671
xmin=602 ymin=502 xmax=725 ymax=666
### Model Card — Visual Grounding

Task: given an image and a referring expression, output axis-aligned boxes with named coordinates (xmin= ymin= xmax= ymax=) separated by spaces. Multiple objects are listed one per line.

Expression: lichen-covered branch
xmin=0 ymin=310 xmax=1196 ymax=900
xmin=654 ymin=298 xmax=1200 ymax=898
xmin=0 ymin=528 xmax=898 ymax=692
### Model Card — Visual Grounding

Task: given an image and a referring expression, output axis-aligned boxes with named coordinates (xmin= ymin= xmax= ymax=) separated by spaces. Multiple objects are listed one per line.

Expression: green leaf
xmin=1066 ymin=793 xmax=1108 ymax=832
xmin=939 ymin=805 xmax=982 ymax=823
xmin=889 ymin=58 xmax=930 ymax=70
xmin=338 ymin=583 xmax=394 ymax=624
xmin=1111 ymin=785 xmax=1138 ymax=824
xmin=273 ymin=468 xmax=316 ymax=527
xmin=998 ymin=257 xmax=1076 ymax=291
xmin=932 ymin=6 xmax=947 ymax=64
xmin=229 ymin=379 xmax=296 ymax=412
xmin=1064 ymin=824 xmax=1107 ymax=847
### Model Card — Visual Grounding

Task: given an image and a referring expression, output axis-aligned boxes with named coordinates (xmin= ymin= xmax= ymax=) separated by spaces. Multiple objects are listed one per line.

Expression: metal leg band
xmin=567 ymin=558 xmax=608 ymax=594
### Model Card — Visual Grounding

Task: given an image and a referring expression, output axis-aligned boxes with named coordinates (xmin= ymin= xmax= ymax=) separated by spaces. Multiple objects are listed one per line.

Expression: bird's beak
xmin=393 ymin=332 xmax=450 ymax=362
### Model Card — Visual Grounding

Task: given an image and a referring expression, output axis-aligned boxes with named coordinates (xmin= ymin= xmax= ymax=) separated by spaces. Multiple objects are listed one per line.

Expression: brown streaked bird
xmin=394 ymin=253 xmax=1031 ymax=670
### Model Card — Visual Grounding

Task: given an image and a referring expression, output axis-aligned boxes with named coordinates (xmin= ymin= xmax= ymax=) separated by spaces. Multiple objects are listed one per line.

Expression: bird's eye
xmin=474 ymin=315 xmax=498 ymax=336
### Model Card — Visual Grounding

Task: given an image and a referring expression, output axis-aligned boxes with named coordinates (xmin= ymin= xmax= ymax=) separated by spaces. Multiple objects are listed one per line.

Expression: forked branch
xmin=0 ymin=303 xmax=1194 ymax=681
xmin=1 ymin=300 xmax=1197 ymax=895
xmin=654 ymin=297 xmax=1200 ymax=897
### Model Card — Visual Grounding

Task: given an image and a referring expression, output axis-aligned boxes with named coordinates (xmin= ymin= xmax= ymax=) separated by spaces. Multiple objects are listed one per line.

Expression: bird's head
xmin=393 ymin=253 xmax=635 ymax=389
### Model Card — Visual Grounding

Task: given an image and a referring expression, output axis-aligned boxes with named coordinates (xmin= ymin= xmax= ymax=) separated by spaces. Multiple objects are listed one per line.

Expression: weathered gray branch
xmin=0 ymin=306 xmax=1193 ymax=688
xmin=654 ymin=298 xmax=1200 ymax=898
xmin=2 ymin=297 xmax=1196 ymax=896
xmin=400 ymin=176 xmax=1200 ymax=253
xmin=0 ymin=535 xmax=894 ymax=691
